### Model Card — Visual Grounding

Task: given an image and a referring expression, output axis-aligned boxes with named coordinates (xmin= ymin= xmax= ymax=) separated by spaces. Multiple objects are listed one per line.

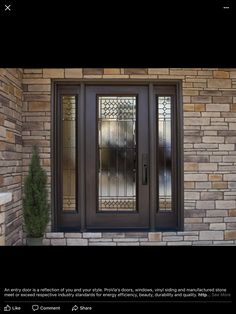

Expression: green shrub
xmin=23 ymin=146 xmax=49 ymax=238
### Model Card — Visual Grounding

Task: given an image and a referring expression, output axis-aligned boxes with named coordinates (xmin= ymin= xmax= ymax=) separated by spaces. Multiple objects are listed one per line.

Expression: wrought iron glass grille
xmin=62 ymin=96 xmax=76 ymax=211
xmin=98 ymin=96 xmax=137 ymax=212
xmin=157 ymin=96 xmax=172 ymax=211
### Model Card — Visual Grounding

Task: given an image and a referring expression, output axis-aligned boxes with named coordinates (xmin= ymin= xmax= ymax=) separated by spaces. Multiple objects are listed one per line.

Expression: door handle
xmin=142 ymin=154 xmax=148 ymax=185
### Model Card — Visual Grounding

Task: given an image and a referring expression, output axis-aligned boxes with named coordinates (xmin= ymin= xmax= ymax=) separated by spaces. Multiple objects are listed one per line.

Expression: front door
xmin=55 ymin=83 xmax=182 ymax=232
xmin=85 ymin=86 xmax=149 ymax=230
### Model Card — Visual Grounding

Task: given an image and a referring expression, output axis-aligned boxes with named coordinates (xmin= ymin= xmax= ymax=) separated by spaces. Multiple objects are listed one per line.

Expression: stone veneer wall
xmin=14 ymin=68 xmax=236 ymax=245
xmin=0 ymin=69 xmax=23 ymax=245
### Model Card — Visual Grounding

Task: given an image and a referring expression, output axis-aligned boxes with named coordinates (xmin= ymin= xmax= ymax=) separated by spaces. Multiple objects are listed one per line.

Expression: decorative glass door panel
xmin=98 ymin=96 xmax=136 ymax=212
xmin=56 ymin=86 xmax=81 ymax=231
xmin=158 ymin=96 xmax=172 ymax=212
xmin=62 ymin=96 xmax=76 ymax=211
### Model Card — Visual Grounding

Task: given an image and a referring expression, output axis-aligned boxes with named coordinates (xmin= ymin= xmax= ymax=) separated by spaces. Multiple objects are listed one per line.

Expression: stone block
xmin=209 ymin=174 xmax=222 ymax=181
xmin=200 ymin=192 xmax=223 ymax=200
xmin=216 ymin=200 xmax=236 ymax=209
xmin=42 ymin=239 xmax=50 ymax=245
xmin=83 ymin=68 xmax=103 ymax=75
xmin=224 ymin=217 xmax=236 ymax=222
xmin=206 ymin=210 xmax=228 ymax=217
xmin=177 ymin=231 xmax=199 ymax=236
xmin=185 ymin=174 xmax=208 ymax=181
xmin=185 ymin=192 xmax=200 ymax=200
xmin=226 ymin=223 xmax=236 ymax=230
xmin=213 ymin=241 xmax=234 ymax=245
xmin=148 ymin=68 xmax=169 ymax=75
xmin=229 ymin=210 xmax=236 ymax=217
xmin=113 ymin=238 xmax=139 ymax=242
xmin=195 ymin=182 xmax=211 ymax=189
xmin=22 ymin=78 xmax=50 ymax=85
xmin=209 ymin=223 xmax=226 ymax=230
xmin=24 ymin=69 xmax=42 ymax=74
xmin=103 ymin=68 xmax=121 ymax=75
xmin=0 ymin=126 xmax=6 ymax=139
xmin=225 ymin=230 xmax=236 ymax=240
xmin=191 ymin=96 xmax=212 ymax=103
xmin=184 ymin=118 xmax=210 ymax=125
xmin=28 ymin=85 xmax=51 ymax=92
xmin=6 ymin=131 xmax=15 ymax=143
xmin=198 ymin=163 xmax=217 ymax=171
xmin=67 ymin=239 xmax=88 ymax=246
xmin=28 ymin=102 xmax=50 ymax=112
xmin=64 ymin=68 xmax=83 ymax=78
xmin=213 ymin=71 xmax=230 ymax=79
xmin=229 ymin=71 xmax=236 ymax=78
xmin=185 ymin=218 xmax=203 ymax=223
xmin=184 ymin=182 xmax=195 ymax=189
xmin=219 ymin=144 xmax=235 ymax=150
xmin=148 ymin=233 xmax=162 ymax=241
xmin=228 ymin=182 xmax=236 ymax=188
xmin=225 ymin=137 xmax=236 ymax=143
xmin=23 ymin=122 xmax=44 ymax=131
xmin=0 ymin=235 xmax=5 ymax=245
xmin=199 ymin=231 xmax=224 ymax=240
xmin=89 ymin=238 xmax=113 ymax=242
xmin=184 ymin=236 xmax=198 ymax=241
xmin=184 ymin=163 xmax=198 ymax=171
xmin=184 ymin=156 xmax=209 ymax=163
xmin=212 ymin=182 xmax=227 ymax=189
xmin=206 ymin=104 xmax=230 ymax=111
xmin=183 ymin=104 xmax=194 ymax=112
xmin=45 ymin=232 xmax=64 ymax=238
xmin=223 ymin=174 xmax=236 ymax=181
xmin=162 ymin=236 xmax=184 ymax=242
xmin=229 ymin=123 xmax=236 ymax=130
xmin=212 ymin=96 xmax=232 ymax=103
xmin=194 ymin=104 xmax=206 ymax=111
xmin=208 ymin=79 xmax=231 ymax=88
xmin=124 ymin=68 xmax=148 ymax=75
xmin=204 ymin=217 xmax=223 ymax=223
xmin=0 ymin=213 xmax=5 ymax=224
xmin=192 ymin=241 xmax=213 ymax=245
xmin=51 ymin=239 xmax=66 ymax=245
xmin=202 ymin=136 xmax=224 ymax=143
xmin=185 ymin=209 xmax=205 ymax=218
xmin=184 ymin=136 xmax=202 ymax=143
xmin=185 ymin=224 xmax=209 ymax=231
xmin=103 ymin=233 xmax=125 ymax=238
xmin=43 ymin=69 xmax=64 ymax=78
xmin=196 ymin=201 xmax=214 ymax=209
xmin=82 ymin=233 xmax=102 ymax=238
xmin=125 ymin=232 xmax=148 ymax=238
xmin=65 ymin=233 xmax=82 ymax=238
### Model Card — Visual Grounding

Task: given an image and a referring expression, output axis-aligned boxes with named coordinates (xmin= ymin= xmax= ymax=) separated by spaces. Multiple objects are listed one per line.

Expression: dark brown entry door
xmin=85 ymin=86 xmax=149 ymax=230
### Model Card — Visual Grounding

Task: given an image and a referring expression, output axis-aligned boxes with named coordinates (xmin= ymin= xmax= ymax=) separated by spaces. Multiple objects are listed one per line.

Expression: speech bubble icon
xmin=32 ymin=305 xmax=39 ymax=311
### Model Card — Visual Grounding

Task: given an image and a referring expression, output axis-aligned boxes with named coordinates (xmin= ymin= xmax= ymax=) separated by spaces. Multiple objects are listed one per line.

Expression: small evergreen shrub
xmin=23 ymin=146 xmax=49 ymax=238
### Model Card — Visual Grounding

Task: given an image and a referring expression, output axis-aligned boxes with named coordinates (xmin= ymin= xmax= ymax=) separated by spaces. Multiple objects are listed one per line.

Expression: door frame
xmin=52 ymin=80 xmax=184 ymax=232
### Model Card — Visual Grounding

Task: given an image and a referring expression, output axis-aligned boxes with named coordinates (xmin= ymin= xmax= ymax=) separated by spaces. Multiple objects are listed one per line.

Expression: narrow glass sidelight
xmin=62 ymin=96 xmax=76 ymax=211
xmin=157 ymin=96 xmax=172 ymax=211
xmin=98 ymin=96 xmax=137 ymax=212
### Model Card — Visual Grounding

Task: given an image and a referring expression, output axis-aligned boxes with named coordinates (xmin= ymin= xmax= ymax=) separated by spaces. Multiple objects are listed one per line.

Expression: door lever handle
xmin=142 ymin=154 xmax=148 ymax=185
